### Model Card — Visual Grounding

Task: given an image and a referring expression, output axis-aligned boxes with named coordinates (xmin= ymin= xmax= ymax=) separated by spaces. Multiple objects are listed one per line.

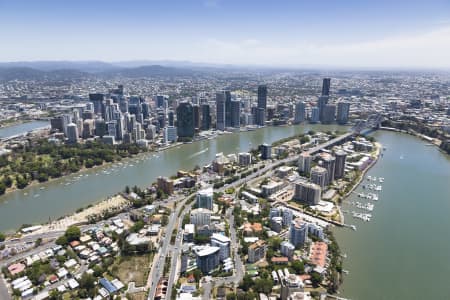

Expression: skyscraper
xmin=298 ymin=152 xmax=312 ymax=174
xmin=193 ymin=104 xmax=200 ymax=130
xmin=66 ymin=123 xmax=79 ymax=144
xmin=337 ymin=102 xmax=350 ymax=124
xmin=310 ymin=107 xmax=320 ymax=123
xmin=89 ymin=93 xmax=104 ymax=115
xmin=318 ymin=95 xmax=329 ymax=123
xmin=256 ymin=108 xmax=266 ymax=126
xmin=322 ymin=104 xmax=336 ymax=124
xmin=294 ymin=181 xmax=321 ymax=205
xmin=230 ymin=100 xmax=241 ymax=128
xmin=225 ymin=90 xmax=232 ymax=127
xmin=334 ymin=150 xmax=347 ymax=179
xmin=216 ymin=91 xmax=226 ymax=131
xmin=257 ymin=85 xmax=267 ymax=110
xmin=176 ymin=102 xmax=195 ymax=139
xmin=201 ymin=104 xmax=211 ymax=130
xmin=321 ymin=78 xmax=331 ymax=96
xmin=294 ymin=101 xmax=306 ymax=124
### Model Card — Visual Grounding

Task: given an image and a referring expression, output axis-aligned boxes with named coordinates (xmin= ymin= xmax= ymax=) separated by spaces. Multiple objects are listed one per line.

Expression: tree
xmin=64 ymin=226 xmax=81 ymax=242
xmin=310 ymin=272 xmax=322 ymax=287
xmin=239 ymin=275 xmax=254 ymax=291
xmin=55 ymin=235 xmax=68 ymax=246
xmin=0 ymin=232 xmax=5 ymax=242
xmin=291 ymin=260 xmax=305 ymax=274
xmin=254 ymin=278 xmax=273 ymax=294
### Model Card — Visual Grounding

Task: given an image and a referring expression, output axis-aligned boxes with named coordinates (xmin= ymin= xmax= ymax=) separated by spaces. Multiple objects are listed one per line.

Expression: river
xmin=0 ymin=120 xmax=49 ymax=139
xmin=0 ymin=123 xmax=342 ymax=232
xmin=334 ymin=130 xmax=450 ymax=300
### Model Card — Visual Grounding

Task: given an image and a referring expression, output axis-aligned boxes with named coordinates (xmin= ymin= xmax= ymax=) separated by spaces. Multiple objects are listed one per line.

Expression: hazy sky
xmin=1 ymin=0 xmax=450 ymax=68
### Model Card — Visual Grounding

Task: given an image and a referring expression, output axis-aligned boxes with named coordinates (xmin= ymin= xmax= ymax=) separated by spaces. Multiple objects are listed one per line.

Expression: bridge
xmin=352 ymin=113 xmax=384 ymax=135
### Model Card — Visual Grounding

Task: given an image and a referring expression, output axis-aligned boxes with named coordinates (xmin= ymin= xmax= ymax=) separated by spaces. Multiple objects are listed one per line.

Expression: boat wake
xmin=188 ymin=148 xmax=208 ymax=159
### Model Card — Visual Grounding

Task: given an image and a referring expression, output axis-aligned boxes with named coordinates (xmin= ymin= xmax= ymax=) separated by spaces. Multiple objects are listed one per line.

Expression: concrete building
xmin=310 ymin=107 xmax=320 ymax=123
xmin=321 ymin=154 xmax=336 ymax=185
xmin=189 ymin=208 xmax=212 ymax=227
xmin=298 ymin=153 xmax=312 ymax=174
xmin=289 ymin=218 xmax=308 ymax=247
xmin=196 ymin=187 xmax=213 ymax=210
xmin=310 ymin=166 xmax=328 ymax=189
xmin=248 ymin=240 xmax=267 ymax=263
xmin=164 ymin=126 xmax=177 ymax=143
xmin=322 ymin=104 xmax=336 ymax=124
xmin=260 ymin=143 xmax=272 ymax=160
xmin=294 ymin=181 xmax=321 ymax=205
xmin=195 ymin=246 xmax=220 ymax=274
xmin=210 ymin=233 xmax=231 ymax=261
xmin=337 ymin=102 xmax=350 ymax=124
xmin=334 ymin=150 xmax=347 ymax=179
xmin=280 ymin=241 xmax=295 ymax=259
xmin=176 ymin=102 xmax=195 ymax=139
xmin=238 ymin=152 xmax=252 ymax=166
xmin=294 ymin=101 xmax=306 ymax=124
xmin=66 ymin=123 xmax=79 ymax=144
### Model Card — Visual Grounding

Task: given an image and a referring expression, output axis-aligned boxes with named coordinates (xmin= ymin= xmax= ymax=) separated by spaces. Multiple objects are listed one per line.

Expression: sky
xmin=1 ymin=0 xmax=450 ymax=69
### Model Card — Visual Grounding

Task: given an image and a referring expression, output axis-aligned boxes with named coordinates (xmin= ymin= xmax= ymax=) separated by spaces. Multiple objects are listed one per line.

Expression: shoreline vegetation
xmin=0 ymin=140 xmax=148 ymax=196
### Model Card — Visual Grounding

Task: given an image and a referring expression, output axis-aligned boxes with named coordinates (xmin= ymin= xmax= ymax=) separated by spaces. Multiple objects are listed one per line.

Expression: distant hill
xmin=0 ymin=67 xmax=90 ymax=81
xmin=102 ymin=65 xmax=198 ymax=77
xmin=0 ymin=61 xmax=118 ymax=73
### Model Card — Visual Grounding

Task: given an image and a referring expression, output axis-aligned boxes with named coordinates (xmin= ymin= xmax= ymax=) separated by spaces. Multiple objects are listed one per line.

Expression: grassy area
xmin=112 ymin=254 xmax=153 ymax=287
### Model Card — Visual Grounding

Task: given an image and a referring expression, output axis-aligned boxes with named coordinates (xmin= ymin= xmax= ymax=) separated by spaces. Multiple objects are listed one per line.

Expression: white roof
xmin=196 ymin=246 xmax=220 ymax=257
xmin=211 ymin=233 xmax=230 ymax=243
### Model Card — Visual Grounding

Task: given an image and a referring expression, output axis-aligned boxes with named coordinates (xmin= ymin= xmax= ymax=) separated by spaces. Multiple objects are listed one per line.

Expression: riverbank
xmin=19 ymin=194 xmax=130 ymax=237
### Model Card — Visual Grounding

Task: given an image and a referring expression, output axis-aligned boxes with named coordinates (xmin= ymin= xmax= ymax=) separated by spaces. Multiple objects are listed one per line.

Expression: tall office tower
xmin=193 ymin=104 xmax=201 ymax=130
xmin=166 ymin=111 xmax=173 ymax=127
xmin=289 ymin=218 xmax=308 ymax=247
xmin=201 ymin=104 xmax=211 ymax=130
xmin=318 ymin=95 xmax=329 ymax=123
xmin=310 ymin=166 xmax=328 ymax=189
xmin=82 ymin=119 xmax=94 ymax=139
xmin=107 ymin=121 xmax=117 ymax=138
xmin=230 ymin=100 xmax=241 ymax=128
xmin=115 ymin=115 xmax=125 ymax=140
xmin=141 ymin=102 xmax=150 ymax=120
xmin=322 ymin=78 xmax=331 ymax=96
xmin=66 ymin=123 xmax=79 ymax=144
xmin=225 ymin=90 xmax=232 ymax=127
xmin=337 ymin=102 xmax=350 ymax=124
xmin=256 ymin=108 xmax=266 ymax=126
xmin=298 ymin=152 xmax=312 ymax=174
xmin=267 ymin=106 xmax=276 ymax=121
xmin=158 ymin=112 xmax=166 ymax=129
xmin=322 ymin=104 xmax=336 ymax=124
xmin=119 ymin=98 xmax=129 ymax=114
xmin=89 ymin=93 xmax=105 ymax=115
xmin=294 ymin=101 xmax=306 ymax=124
xmin=334 ymin=150 xmax=347 ymax=179
xmin=257 ymin=85 xmax=267 ymax=110
xmin=294 ymin=181 xmax=321 ymax=205
xmin=310 ymin=107 xmax=320 ymax=123
xmin=321 ymin=154 xmax=336 ymax=184
xmin=50 ymin=116 xmax=68 ymax=134
xmin=155 ymin=95 xmax=165 ymax=108
xmin=128 ymin=114 xmax=137 ymax=133
xmin=95 ymin=118 xmax=107 ymax=137
xmin=176 ymin=102 xmax=195 ymax=138
xmin=216 ymin=91 xmax=226 ymax=131
xmin=196 ymin=187 xmax=214 ymax=210
xmin=103 ymin=99 xmax=114 ymax=122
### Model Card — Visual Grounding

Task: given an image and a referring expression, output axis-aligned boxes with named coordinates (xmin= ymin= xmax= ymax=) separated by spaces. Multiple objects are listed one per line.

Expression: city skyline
xmin=1 ymin=0 xmax=450 ymax=69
